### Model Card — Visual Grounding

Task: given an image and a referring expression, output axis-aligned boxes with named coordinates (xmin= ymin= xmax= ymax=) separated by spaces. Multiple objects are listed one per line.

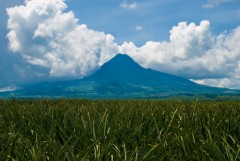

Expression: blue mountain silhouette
xmin=1 ymin=54 xmax=239 ymax=98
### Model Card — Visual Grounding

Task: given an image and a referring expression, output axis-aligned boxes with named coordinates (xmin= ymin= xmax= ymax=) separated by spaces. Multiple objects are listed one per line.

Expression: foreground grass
xmin=0 ymin=99 xmax=240 ymax=160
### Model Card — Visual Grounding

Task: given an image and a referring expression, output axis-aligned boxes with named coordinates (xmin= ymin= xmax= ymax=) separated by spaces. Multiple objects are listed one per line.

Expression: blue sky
xmin=0 ymin=0 xmax=240 ymax=90
xmin=66 ymin=0 xmax=240 ymax=45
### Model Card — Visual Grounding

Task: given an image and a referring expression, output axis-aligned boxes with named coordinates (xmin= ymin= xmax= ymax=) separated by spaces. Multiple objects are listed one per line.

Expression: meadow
xmin=0 ymin=99 xmax=240 ymax=160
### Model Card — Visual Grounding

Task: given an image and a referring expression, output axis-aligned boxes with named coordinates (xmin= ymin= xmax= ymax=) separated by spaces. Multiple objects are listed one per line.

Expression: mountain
xmin=1 ymin=54 xmax=239 ymax=98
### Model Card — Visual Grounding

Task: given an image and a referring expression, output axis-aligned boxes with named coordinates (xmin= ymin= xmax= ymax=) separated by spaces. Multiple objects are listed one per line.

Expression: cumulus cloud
xmin=7 ymin=0 xmax=120 ymax=77
xmin=122 ymin=21 xmax=221 ymax=78
xmin=203 ymin=0 xmax=237 ymax=8
xmin=120 ymin=1 xmax=138 ymax=10
xmin=120 ymin=21 xmax=240 ymax=89
xmin=6 ymin=0 xmax=240 ymax=89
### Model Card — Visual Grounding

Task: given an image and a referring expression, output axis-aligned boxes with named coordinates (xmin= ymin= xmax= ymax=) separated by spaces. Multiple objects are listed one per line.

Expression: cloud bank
xmin=123 ymin=22 xmax=240 ymax=80
xmin=6 ymin=0 xmax=240 ymax=89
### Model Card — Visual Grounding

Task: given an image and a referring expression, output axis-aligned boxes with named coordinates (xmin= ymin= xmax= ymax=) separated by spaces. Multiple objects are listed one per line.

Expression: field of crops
xmin=0 ymin=99 xmax=240 ymax=160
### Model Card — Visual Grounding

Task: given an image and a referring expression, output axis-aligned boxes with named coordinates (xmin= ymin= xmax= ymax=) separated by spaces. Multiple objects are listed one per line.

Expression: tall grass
xmin=0 ymin=99 xmax=240 ymax=160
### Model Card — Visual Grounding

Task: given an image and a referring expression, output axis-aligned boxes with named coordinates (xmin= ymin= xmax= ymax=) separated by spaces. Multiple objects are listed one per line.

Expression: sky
xmin=0 ymin=0 xmax=240 ymax=91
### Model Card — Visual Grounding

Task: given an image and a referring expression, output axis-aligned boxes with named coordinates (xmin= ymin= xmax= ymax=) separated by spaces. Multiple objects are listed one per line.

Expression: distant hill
xmin=1 ymin=54 xmax=239 ymax=98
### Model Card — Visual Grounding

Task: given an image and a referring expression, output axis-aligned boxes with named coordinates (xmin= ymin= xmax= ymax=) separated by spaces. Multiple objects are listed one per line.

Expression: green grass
xmin=0 ymin=99 xmax=240 ymax=160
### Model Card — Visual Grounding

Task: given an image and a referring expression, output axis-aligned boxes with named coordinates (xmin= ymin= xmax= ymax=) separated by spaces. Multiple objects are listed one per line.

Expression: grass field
xmin=0 ymin=99 xmax=240 ymax=160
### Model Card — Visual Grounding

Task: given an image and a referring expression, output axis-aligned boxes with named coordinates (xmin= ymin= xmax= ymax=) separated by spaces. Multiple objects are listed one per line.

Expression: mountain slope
xmin=1 ymin=54 xmax=239 ymax=98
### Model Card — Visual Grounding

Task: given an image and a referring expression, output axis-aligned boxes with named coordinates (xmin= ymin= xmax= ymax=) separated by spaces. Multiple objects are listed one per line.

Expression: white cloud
xmin=135 ymin=25 xmax=143 ymax=32
xmin=203 ymin=0 xmax=237 ymax=8
xmin=120 ymin=1 xmax=138 ymax=10
xmin=0 ymin=86 xmax=17 ymax=92
xmin=6 ymin=0 xmax=240 ymax=89
xmin=120 ymin=21 xmax=240 ymax=89
xmin=192 ymin=78 xmax=240 ymax=89
xmin=122 ymin=21 xmax=215 ymax=77
xmin=7 ymin=0 xmax=119 ymax=77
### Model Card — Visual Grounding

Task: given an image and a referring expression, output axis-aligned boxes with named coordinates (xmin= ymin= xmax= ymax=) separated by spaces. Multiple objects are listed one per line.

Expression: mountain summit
xmin=101 ymin=54 xmax=142 ymax=70
xmin=87 ymin=54 xmax=196 ymax=87
xmin=86 ymin=54 xmax=144 ymax=81
xmin=1 ymin=54 xmax=239 ymax=98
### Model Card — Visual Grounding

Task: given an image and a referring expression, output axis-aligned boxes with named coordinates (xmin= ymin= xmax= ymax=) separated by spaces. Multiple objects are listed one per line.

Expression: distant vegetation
xmin=0 ymin=99 xmax=240 ymax=160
